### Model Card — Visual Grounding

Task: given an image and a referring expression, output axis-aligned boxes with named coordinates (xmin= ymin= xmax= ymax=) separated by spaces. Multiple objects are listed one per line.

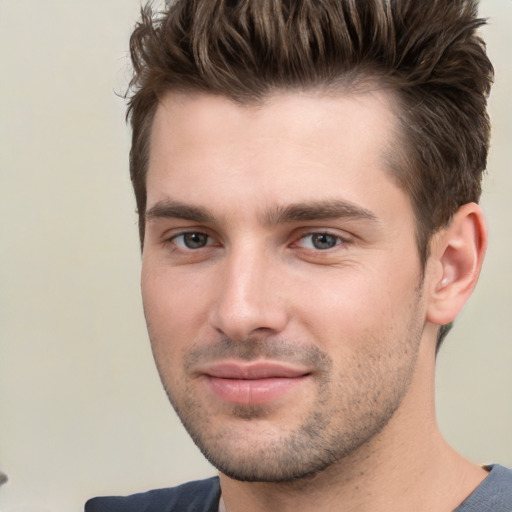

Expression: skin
xmin=141 ymin=90 xmax=488 ymax=511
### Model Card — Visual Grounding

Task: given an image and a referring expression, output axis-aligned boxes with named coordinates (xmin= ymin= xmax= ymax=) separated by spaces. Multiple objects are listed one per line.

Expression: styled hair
xmin=127 ymin=0 xmax=493 ymax=346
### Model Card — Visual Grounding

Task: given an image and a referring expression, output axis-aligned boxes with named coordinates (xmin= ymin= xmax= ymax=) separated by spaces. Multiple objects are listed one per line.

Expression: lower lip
xmin=205 ymin=376 xmax=309 ymax=406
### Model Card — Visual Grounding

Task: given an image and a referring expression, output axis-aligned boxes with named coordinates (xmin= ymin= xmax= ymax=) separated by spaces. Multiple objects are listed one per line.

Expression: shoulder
xmin=455 ymin=464 xmax=512 ymax=512
xmin=84 ymin=476 xmax=221 ymax=512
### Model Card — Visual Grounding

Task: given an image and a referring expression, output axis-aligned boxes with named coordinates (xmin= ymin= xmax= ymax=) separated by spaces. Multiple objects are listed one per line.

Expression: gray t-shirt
xmin=219 ymin=465 xmax=512 ymax=511
xmin=453 ymin=464 xmax=512 ymax=511
xmin=85 ymin=464 xmax=512 ymax=511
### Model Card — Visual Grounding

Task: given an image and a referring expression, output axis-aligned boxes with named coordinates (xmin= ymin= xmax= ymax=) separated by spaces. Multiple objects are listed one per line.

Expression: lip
xmin=199 ymin=361 xmax=311 ymax=406
xmin=202 ymin=361 xmax=310 ymax=379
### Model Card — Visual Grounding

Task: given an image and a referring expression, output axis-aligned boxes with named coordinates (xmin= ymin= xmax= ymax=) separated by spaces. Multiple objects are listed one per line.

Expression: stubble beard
xmin=153 ymin=323 xmax=423 ymax=483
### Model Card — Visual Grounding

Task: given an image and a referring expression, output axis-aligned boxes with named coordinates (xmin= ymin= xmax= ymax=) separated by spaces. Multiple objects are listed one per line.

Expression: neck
xmin=219 ymin=330 xmax=487 ymax=512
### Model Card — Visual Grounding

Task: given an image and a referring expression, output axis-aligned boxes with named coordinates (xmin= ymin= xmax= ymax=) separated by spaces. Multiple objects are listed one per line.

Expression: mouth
xmin=199 ymin=361 xmax=312 ymax=406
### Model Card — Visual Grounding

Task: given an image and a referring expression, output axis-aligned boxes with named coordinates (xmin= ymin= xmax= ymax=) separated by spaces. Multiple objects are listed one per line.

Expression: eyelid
xmin=165 ymin=228 xmax=218 ymax=250
xmin=292 ymin=229 xmax=350 ymax=250
xmin=161 ymin=226 xmax=351 ymax=251
xmin=174 ymin=233 xmax=209 ymax=249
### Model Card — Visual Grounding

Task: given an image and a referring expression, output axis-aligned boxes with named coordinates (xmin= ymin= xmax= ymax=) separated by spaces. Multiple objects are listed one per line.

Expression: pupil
xmin=184 ymin=232 xmax=207 ymax=249
xmin=313 ymin=233 xmax=337 ymax=250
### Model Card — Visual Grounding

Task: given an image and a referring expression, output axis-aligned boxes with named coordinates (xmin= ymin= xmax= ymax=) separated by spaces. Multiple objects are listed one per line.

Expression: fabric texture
xmin=84 ymin=476 xmax=221 ymax=512
xmin=85 ymin=464 xmax=512 ymax=511
xmin=453 ymin=464 xmax=512 ymax=511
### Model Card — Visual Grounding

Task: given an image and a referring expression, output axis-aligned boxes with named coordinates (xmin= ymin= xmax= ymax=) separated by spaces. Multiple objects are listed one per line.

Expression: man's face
xmin=142 ymin=90 xmax=429 ymax=482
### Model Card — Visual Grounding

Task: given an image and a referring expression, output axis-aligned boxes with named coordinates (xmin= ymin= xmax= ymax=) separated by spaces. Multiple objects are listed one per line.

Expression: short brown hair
xmin=127 ymin=0 xmax=493 ymax=350
xmin=127 ymin=0 xmax=493 ymax=265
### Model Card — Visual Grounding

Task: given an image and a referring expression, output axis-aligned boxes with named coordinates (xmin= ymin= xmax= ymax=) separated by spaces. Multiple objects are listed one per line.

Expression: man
xmin=86 ymin=0 xmax=512 ymax=510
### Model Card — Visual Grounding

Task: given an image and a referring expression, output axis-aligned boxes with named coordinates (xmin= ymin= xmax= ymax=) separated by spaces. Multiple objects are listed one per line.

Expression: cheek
xmin=295 ymin=263 xmax=422 ymax=351
xmin=142 ymin=258 xmax=211 ymax=323
xmin=141 ymin=270 xmax=200 ymax=396
xmin=141 ymin=263 xmax=207 ymax=364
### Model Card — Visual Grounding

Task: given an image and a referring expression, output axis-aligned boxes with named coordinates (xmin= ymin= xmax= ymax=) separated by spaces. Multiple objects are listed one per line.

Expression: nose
xmin=208 ymin=246 xmax=289 ymax=341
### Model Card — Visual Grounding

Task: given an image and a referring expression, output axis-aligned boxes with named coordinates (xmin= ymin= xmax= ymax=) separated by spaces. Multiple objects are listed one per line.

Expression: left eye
xmin=298 ymin=233 xmax=342 ymax=250
xmin=173 ymin=232 xmax=212 ymax=249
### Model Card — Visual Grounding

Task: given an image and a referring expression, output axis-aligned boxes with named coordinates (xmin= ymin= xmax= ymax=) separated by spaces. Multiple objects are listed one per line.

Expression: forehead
xmin=150 ymin=89 xmax=397 ymax=154
xmin=146 ymin=89 xmax=406 ymax=219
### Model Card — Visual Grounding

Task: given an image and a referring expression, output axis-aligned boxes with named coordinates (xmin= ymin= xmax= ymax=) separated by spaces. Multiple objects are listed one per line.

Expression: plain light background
xmin=0 ymin=1 xmax=511 ymax=511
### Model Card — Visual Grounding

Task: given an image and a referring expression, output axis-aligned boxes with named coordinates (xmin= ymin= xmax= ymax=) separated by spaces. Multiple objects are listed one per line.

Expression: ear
xmin=426 ymin=203 xmax=487 ymax=326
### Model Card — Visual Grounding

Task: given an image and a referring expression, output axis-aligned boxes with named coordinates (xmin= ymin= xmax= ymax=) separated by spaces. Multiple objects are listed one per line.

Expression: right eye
xmin=172 ymin=232 xmax=212 ymax=249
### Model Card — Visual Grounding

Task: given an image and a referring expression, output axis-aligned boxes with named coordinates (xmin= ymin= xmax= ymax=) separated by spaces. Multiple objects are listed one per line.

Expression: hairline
xmin=135 ymin=79 xmax=433 ymax=267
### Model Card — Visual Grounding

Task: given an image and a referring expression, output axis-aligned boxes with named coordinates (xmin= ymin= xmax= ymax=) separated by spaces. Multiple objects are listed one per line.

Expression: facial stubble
xmin=151 ymin=321 xmax=423 ymax=483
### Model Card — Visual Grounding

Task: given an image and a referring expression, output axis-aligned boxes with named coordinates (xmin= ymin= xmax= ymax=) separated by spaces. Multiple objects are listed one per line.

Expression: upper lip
xmin=200 ymin=361 xmax=311 ymax=379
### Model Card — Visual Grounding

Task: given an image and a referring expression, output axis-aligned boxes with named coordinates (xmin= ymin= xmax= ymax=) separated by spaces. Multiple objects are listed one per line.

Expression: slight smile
xmin=200 ymin=361 xmax=312 ymax=406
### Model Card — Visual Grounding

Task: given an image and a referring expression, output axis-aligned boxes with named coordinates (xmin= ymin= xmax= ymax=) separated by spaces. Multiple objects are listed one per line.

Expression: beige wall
xmin=0 ymin=1 xmax=511 ymax=510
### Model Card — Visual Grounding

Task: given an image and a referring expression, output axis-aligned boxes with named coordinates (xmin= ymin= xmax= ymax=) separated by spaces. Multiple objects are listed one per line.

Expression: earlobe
xmin=426 ymin=203 xmax=487 ymax=326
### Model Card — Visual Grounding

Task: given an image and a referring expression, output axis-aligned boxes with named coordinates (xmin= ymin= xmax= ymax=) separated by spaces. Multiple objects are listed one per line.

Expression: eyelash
xmin=169 ymin=231 xmax=216 ymax=250
xmin=294 ymin=231 xmax=346 ymax=251
xmin=166 ymin=229 xmax=348 ymax=253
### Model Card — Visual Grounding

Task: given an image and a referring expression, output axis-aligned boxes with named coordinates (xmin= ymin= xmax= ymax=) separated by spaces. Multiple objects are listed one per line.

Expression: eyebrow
xmin=145 ymin=198 xmax=378 ymax=225
xmin=264 ymin=199 xmax=378 ymax=225
xmin=145 ymin=199 xmax=214 ymax=223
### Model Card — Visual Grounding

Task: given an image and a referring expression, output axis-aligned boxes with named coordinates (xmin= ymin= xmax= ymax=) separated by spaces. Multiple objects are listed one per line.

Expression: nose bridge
xmin=209 ymin=240 xmax=287 ymax=340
